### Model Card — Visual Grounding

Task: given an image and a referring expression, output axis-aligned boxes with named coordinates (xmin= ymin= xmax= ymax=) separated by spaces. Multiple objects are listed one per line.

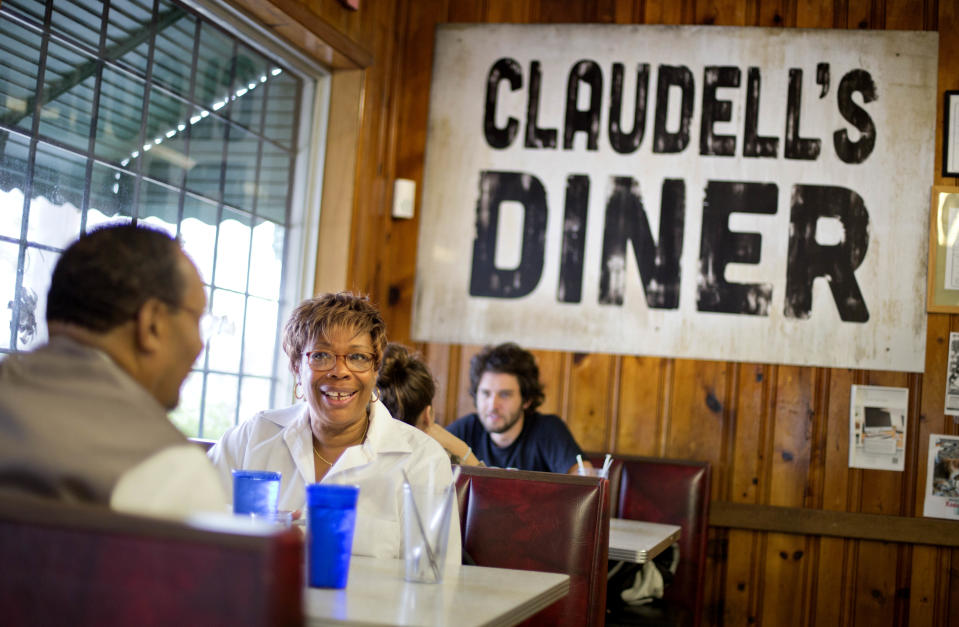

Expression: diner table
xmin=608 ymin=518 xmax=681 ymax=563
xmin=304 ymin=555 xmax=570 ymax=626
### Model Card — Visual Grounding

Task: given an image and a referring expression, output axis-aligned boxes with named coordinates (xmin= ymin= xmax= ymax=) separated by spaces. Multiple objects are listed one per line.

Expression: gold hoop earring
xmin=371 ymin=389 xmax=379 ymax=403
xmin=294 ymin=382 xmax=304 ymax=400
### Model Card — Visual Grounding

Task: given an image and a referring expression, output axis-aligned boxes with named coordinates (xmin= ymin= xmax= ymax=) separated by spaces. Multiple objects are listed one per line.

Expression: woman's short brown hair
xmin=282 ymin=292 xmax=387 ymax=373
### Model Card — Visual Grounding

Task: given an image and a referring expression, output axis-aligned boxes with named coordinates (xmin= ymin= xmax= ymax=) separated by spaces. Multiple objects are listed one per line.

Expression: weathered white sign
xmin=413 ymin=24 xmax=937 ymax=372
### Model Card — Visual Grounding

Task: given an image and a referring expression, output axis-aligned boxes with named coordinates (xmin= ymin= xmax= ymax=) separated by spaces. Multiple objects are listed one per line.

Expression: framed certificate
xmin=945 ymin=91 xmax=959 ymax=178
xmin=927 ymin=185 xmax=959 ymax=313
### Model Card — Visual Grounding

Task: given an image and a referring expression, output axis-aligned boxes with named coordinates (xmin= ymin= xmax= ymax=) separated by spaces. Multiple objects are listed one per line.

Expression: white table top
xmin=608 ymin=518 xmax=681 ymax=563
xmin=304 ymin=555 xmax=570 ymax=626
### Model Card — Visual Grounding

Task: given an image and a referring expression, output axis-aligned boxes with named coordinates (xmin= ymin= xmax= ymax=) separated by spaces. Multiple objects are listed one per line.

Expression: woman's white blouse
xmin=208 ymin=400 xmax=461 ymax=565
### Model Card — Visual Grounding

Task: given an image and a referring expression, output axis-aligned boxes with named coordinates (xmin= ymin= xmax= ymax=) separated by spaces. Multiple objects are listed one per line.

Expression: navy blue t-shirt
xmin=445 ymin=412 xmax=584 ymax=473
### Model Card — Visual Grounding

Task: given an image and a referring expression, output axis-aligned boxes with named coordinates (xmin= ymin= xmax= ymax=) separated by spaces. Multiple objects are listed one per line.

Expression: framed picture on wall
xmin=945 ymin=91 xmax=959 ymax=178
xmin=927 ymin=185 xmax=959 ymax=313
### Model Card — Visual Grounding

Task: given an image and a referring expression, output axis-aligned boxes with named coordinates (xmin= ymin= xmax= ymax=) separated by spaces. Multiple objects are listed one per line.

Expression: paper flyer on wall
xmin=946 ymin=332 xmax=959 ymax=415
xmin=923 ymin=434 xmax=959 ymax=520
xmin=848 ymin=385 xmax=908 ymax=471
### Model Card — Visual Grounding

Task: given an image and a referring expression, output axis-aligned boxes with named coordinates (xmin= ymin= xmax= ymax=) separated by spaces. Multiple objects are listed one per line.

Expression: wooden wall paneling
xmin=455 ymin=344 xmax=483 ymax=418
xmin=607 ymin=355 xmax=623 ymax=451
xmin=884 ymin=0 xmax=927 ymax=30
xmin=822 ymin=369 xmax=855 ymax=510
xmin=908 ymin=545 xmax=941 ymax=626
xmin=533 ymin=0 xmax=591 ymax=23
xmin=811 ymin=535 xmax=851 ymax=626
xmin=530 ymin=349 xmax=567 ymax=417
xmin=607 ymin=0 xmax=642 ymax=24
xmin=909 ymin=314 xmax=953 ymax=622
xmin=949 ymin=547 xmax=959 ymax=626
xmin=859 ymin=371 xmax=909 ymax=516
xmin=667 ymin=359 xmax=728 ymax=466
xmin=446 ymin=0 xmax=486 ymax=21
xmin=730 ymin=364 xmax=769 ymax=503
xmin=565 ymin=352 xmax=614 ymax=452
xmin=643 ymin=0 xmax=691 ymax=24
xmin=762 ymin=365 xmax=819 ymax=618
xmin=721 ymin=528 xmax=762 ymax=627
xmin=485 ymin=0 xmax=534 ymax=23
xmin=851 ymin=539 xmax=901 ymax=627
xmin=422 ymin=342 xmax=453 ymax=424
xmin=718 ymin=362 xmax=769 ymax=625
xmin=914 ymin=316 xmax=946 ymax=513
xmin=754 ymin=0 xmax=794 ymax=27
xmin=846 ymin=0 xmax=880 ymax=30
xmin=805 ymin=369 xmax=830 ymax=509
xmin=711 ymin=502 xmax=959 ymax=546
xmin=759 ymin=532 xmax=813 ymax=626
xmin=589 ymin=0 xmax=620 ymax=23
xmin=382 ymin=0 xmax=450 ymax=344
xmin=902 ymin=373 xmax=924 ymax=516
xmin=615 ymin=356 xmax=671 ymax=455
xmin=695 ymin=0 xmax=748 ymax=25
xmin=345 ymin=1 xmax=400 ymax=295
xmin=372 ymin=0 xmax=407 ymax=309
xmin=768 ymin=365 xmax=814 ymax=507
xmin=894 ymin=544 xmax=914 ymax=627
xmin=795 ymin=0 xmax=836 ymax=28
xmin=814 ymin=367 xmax=855 ymax=624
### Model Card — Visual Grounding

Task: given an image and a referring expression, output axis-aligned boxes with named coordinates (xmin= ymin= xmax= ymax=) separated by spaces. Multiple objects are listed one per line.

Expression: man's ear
xmin=134 ymin=299 xmax=166 ymax=353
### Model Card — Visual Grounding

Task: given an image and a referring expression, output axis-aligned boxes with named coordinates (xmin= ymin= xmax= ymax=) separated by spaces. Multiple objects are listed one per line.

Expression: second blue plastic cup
xmin=306 ymin=483 xmax=360 ymax=588
xmin=232 ymin=469 xmax=281 ymax=515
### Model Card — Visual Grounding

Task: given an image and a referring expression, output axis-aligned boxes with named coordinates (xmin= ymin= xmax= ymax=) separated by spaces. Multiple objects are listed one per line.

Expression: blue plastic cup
xmin=306 ymin=483 xmax=360 ymax=588
xmin=232 ymin=470 xmax=281 ymax=515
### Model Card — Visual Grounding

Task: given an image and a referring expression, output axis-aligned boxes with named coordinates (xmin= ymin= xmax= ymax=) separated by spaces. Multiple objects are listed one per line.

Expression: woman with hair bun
xmin=377 ymin=343 xmax=482 ymax=466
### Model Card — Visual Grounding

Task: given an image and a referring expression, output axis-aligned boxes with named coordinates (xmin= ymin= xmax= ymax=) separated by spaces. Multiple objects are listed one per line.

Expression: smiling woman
xmin=208 ymin=292 xmax=461 ymax=565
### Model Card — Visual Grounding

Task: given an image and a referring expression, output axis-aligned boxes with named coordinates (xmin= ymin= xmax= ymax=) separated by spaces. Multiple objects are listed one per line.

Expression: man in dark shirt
xmin=445 ymin=343 xmax=591 ymax=474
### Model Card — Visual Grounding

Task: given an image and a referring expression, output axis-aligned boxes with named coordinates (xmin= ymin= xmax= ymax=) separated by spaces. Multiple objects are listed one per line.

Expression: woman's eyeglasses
xmin=304 ymin=350 xmax=375 ymax=373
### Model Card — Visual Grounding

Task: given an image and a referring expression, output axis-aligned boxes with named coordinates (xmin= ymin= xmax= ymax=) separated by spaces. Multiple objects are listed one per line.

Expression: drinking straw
xmin=402 ymin=468 xmax=440 ymax=580
xmin=576 ymin=454 xmax=585 ymax=473
xmin=602 ymin=453 xmax=613 ymax=475
xmin=430 ymin=465 xmax=461 ymax=530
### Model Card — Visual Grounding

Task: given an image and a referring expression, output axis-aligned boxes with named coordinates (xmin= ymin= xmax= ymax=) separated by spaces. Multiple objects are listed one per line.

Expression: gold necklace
xmin=312 ymin=418 xmax=370 ymax=467
xmin=312 ymin=444 xmax=334 ymax=466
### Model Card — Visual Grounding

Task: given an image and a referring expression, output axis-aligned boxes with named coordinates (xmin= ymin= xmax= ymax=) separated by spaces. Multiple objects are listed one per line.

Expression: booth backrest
xmin=455 ymin=465 xmax=610 ymax=627
xmin=589 ymin=454 xmax=711 ymax=627
xmin=0 ymin=493 xmax=303 ymax=627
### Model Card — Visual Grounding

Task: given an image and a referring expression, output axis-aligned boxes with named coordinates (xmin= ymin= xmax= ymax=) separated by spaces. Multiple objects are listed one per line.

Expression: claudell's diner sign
xmin=412 ymin=24 xmax=938 ymax=372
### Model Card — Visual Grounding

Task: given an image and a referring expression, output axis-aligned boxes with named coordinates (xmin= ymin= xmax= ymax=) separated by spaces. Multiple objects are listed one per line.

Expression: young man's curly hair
xmin=468 ymin=342 xmax=544 ymax=416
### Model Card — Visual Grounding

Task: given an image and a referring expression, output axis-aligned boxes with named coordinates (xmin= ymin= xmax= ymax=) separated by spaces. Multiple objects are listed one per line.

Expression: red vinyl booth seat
xmin=455 ymin=465 xmax=610 ymax=627
xmin=0 ymin=492 xmax=303 ymax=627
xmin=589 ymin=454 xmax=711 ymax=627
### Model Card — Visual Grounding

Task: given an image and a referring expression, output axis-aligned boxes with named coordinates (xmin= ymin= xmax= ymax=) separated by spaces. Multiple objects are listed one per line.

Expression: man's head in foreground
xmin=46 ymin=223 xmax=206 ymax=409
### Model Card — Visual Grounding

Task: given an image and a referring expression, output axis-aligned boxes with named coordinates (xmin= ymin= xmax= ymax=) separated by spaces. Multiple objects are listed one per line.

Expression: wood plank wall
xmin=292 ymin=0 xmax=958 ymax=625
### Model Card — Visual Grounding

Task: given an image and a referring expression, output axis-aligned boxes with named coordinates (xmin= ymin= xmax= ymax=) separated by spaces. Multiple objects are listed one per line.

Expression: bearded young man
xmin=444 ymin=342 xmax=589 ymax=474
